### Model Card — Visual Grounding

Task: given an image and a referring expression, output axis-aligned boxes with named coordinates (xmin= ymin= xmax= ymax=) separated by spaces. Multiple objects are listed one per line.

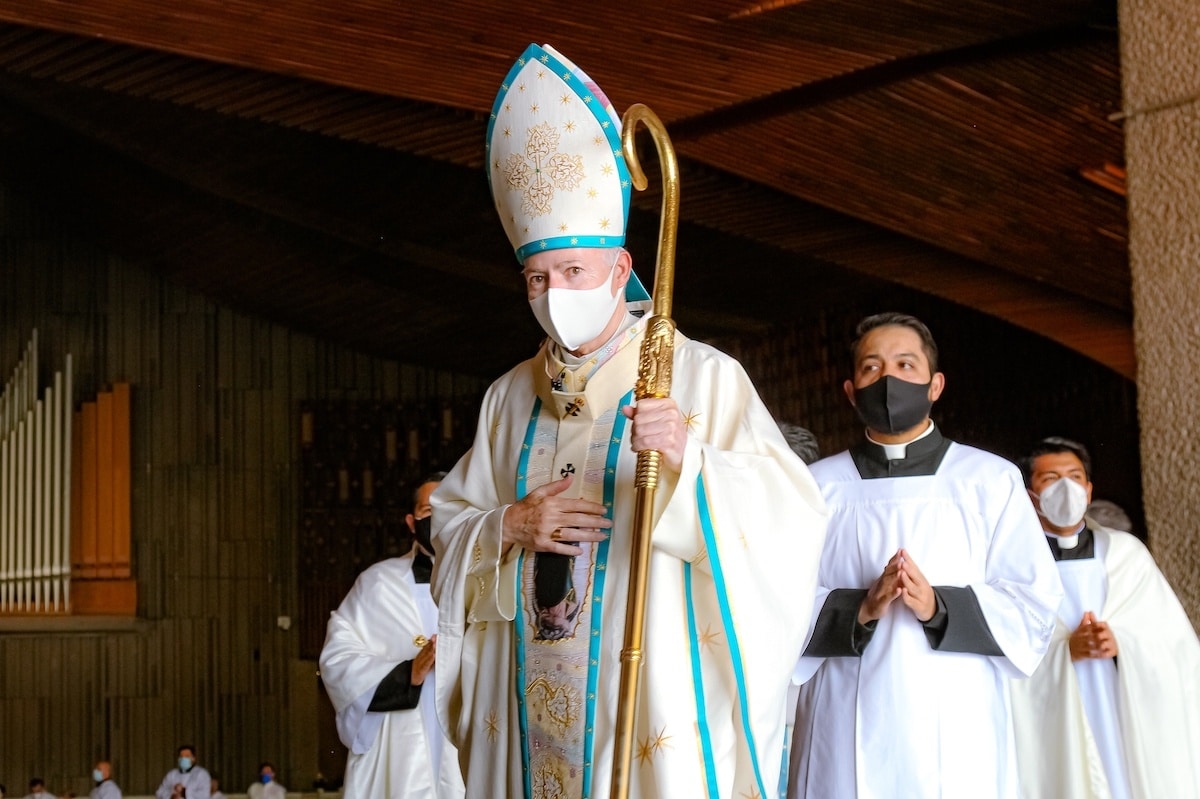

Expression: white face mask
xmin=1037 ymin=477 xmax=1089 ymax=528
xmin=529 ymin=260 xmax=622 ymax=352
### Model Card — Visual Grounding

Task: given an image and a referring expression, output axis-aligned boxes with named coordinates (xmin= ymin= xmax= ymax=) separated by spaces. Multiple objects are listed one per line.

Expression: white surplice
xmin=789 ymin=444 xmax=1062 ymax=799
xmin=1010 ymin=524 xmax=1200 ymax=799
xmin=320 ymin=553 xmax=465 ymax=799
xmin=431 ymin=318 xmax=828 ymax=799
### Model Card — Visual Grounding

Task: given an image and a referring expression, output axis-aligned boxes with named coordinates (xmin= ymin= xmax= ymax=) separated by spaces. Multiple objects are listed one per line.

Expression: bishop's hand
xmin=502 ymin=474 xmax=611 ymax=556
xmin=621 ymin=397 xmax=687 ymax=473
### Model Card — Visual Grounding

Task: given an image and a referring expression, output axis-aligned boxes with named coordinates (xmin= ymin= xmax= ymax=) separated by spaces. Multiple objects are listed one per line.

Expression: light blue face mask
xmin=93 ymin=769 xmax=104 ymax=783
xmin=179 ymin=757 xmax=193 ymax=772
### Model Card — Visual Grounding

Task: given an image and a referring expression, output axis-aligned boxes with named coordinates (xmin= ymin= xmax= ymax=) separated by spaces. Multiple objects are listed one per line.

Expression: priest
xmin=320 ymin=473 xmax=465 ymax=799
xmin=1011 ymin=437 xmax=1200 ymax=799
xmin=430 ymin=43 xmax=828 ymax=799
xmin=788 ymin=312 xmax=1062 ymax=799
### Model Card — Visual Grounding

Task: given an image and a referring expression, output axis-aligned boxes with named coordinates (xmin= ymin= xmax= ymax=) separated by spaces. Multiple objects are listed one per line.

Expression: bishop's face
xmin=520 ymin=247 xmax=633 ymax=356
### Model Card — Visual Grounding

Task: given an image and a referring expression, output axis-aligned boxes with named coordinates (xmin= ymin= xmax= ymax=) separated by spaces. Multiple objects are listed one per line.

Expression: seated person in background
xmin=24 ymin=779 xmax=55 ymax=799
xmin=154 ymin=745 xmax=210 ymax=799
xmin=1011 ymin=436 xmax=1200 ymax=799
xmin=88 ymin=762 xmax=120 ymax=799
xmin=246 ymin=763 xmax=284 ymax=799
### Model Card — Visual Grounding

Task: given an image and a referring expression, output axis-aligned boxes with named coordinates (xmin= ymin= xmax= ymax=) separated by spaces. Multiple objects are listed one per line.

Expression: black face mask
xmin=852 ymin=375 xmax=933 ymax=435
xmin=414 ymin=515 xmax=435 ymax=555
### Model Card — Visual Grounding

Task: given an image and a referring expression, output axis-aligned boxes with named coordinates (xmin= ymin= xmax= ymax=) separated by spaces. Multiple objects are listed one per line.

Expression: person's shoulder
xmin=808 ymin=450 xmax=855 ymax=481
xmin=353 ymin=556 xmax=414 ymax=589
xmin=942 ymin=440 xmax=1021 ymax=478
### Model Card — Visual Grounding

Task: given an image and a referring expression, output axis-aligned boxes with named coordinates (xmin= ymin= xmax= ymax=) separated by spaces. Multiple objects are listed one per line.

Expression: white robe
xmin=320 ymin=554 xmax=466 ymax=799
xmin=789 ymin=444 xmax=1062 ymax=799
xmin=431 ymin=321 xmax=828 ymax=799
xmin=155 ymin=766 xmax=210 ymax=799
xmin=1010 ymin=525 xmax=1200 ymax=799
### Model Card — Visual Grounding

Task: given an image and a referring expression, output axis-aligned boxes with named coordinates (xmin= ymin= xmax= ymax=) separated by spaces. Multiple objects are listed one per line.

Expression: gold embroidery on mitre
xmin=502 ymin=122 xmax=586 ymax=218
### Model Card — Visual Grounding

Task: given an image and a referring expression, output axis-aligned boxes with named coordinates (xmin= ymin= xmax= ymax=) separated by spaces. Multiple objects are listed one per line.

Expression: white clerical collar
xmin=865 ymin=420 xmax=935 ymax=460
xmin=1047 ymin=521 xmax=1086 ymax=549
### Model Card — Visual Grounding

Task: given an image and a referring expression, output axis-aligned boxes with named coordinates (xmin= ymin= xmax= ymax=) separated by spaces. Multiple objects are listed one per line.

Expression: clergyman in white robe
xmin=789 ymin=425 xmax=1062 ymax=798
xmin=431 ymin=314 xmax=828 ymax=799
xmin=320 ymin=551 xmax=465 ymax=799
xmin=1010 ymin=521 xmax=1200 ymax=798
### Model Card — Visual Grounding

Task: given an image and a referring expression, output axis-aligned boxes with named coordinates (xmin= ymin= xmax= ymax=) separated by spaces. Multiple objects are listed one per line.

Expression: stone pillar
xmin=1120 ymin=0 xmax=1200 ymax=627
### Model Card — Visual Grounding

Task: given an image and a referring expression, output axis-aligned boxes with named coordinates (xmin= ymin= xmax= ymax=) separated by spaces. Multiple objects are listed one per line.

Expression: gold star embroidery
xmin=530 ymin=103 xmax=540 ymax=114
xmin=502 ymin=126 xmax=512 ymax=138
xmin=697 ymin=624 xmax=721 ymax=651
xmin=540 ymin=54 xmax=550 ymax=63
xmin=683 ymin=410 xmax=701 ymax=430
xmin=559 ymin=222 xmax=570 ymax=233
xmin=561 ymin=70 xmax=571 ymax=81
xmin=651 ymin=726 xmax=673 ymax=753
xmin=588 ymin=188 xmax=599 ymax=199
xmin=518 ymin=57 xmax=527 ymax=67
xmin=560 ymin=94 xmax=572 ymax=105
xmin=636 ymin=737 xmax=655 ymax=766
xmin=740 ymin=787 xmax=762 ymax=799
xmin=518 ymin=82 xmax=526 ymax=93
xmin=536 ymin=68 xmax=545 ymax=79
xmin=485 ymin=709 xmax=500 ymax=743
xmin=599 ymin=217 xmax=611 ymax=230
xmin=594 ymin=135 xmax=605 ymax=146
xmin=504 ymin=102 xmax=512 ymax=113
xmin=564 ymin=120 xmax=577 ymax=133
xmin=601 ymin=164 xmax=614 ymax=176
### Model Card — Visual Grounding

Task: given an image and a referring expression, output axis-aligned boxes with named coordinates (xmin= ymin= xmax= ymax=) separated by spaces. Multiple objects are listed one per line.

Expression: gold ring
xmin=413 ymin=635 xmax=429 ymax=648
xmin=550 ymin=529 xmax=562 ymax=541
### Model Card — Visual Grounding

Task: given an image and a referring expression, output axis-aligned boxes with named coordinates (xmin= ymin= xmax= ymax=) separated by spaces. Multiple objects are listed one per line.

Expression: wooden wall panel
xmin=0 ymin=182 xmax=491 ymax=793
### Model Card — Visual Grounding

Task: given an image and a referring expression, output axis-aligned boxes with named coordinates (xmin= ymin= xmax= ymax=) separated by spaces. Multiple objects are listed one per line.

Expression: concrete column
xmin=1120 ymin=0 xmax=1200 ymax=627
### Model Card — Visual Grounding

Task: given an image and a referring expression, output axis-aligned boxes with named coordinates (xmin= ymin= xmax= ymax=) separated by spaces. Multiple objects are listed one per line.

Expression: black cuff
xmin=368 ymin=660 xmax=423 ymax=711
xmin=804 ymin=589 xmax=870 ymax=657
xmin=925 ymin=586 xmax=1003 ymax=655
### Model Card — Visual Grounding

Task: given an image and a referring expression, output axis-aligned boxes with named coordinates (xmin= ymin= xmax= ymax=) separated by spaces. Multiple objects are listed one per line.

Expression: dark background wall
xmin=0 ymin=182 xmax=489 ymax=795
xmin=0 ymin=178 xmax=1141 ymax=794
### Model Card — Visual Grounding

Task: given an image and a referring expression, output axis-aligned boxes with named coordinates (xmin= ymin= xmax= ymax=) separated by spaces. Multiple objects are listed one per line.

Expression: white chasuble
xmin=1011 ymin=526 xmax=1200 ymax=799
xmin=790 ymin=445 xmax=1062 ymax=799
xmin=432 ymin=319 xmax=828 ymax=799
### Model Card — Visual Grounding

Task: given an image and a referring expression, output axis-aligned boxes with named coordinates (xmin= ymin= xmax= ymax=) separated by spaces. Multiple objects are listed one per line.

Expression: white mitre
xmin=487 ymin=42 xmax=650 ymax=303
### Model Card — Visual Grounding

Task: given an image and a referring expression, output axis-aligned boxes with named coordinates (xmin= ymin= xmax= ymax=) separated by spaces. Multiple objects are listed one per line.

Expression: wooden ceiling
xmin=0 ymin=0 xmax=1132 ymax=378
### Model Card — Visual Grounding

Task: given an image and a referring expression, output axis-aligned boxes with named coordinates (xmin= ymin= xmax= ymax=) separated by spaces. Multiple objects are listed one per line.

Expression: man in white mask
xmin=1011 ymin=437 xmax=1200 ymax=799
xmin=430 ymin=42 xmax=828 ymax=799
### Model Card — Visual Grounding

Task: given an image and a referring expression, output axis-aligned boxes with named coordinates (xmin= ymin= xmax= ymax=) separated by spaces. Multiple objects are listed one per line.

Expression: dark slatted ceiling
xmin=0 ymin=0 xmax=1132 ymax=378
